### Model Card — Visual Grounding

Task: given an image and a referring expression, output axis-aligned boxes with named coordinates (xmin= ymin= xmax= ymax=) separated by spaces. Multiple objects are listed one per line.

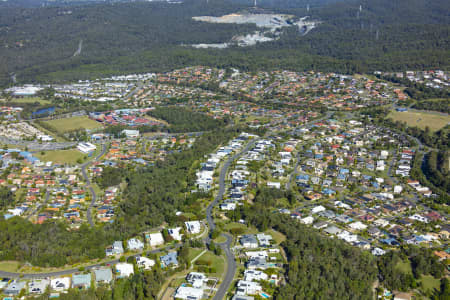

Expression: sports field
xmin=43 ymin=116 xmax=102 ymax=133
xmin=388 ymin=110 xmax=450 ymax=132
xmin=7 ymin=97 xmax=52 ymax=105
xmin=36 ymin=149 xmax=86 ymax=164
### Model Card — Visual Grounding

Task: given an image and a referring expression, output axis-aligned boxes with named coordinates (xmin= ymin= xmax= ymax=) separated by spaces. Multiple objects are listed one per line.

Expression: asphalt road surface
xmin=82 ymin=143 xmax=107 ymax=227
xmin=205 ymin=139 xmax=256 ymax=300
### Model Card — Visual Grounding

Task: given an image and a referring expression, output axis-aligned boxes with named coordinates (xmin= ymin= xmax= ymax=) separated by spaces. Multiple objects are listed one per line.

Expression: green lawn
xmin=224 ymin=222 xmax=258 ymax=235
xmin=419 ymin=275 xmax=441 ymax=292
xmin=0 ymin=261 xmax=21 ymax=272
xmin=36 ymin=149 xmax=86 ymax=164
xmin=196 ymin=251 xmax=224 ymax=276
xmin=266 ymin=229 xmax=286 ymax=245
xmin=213 ymin=235 xmax=227 ymax=244
xmin=395 ymin=260 xmax=412 ymax=274
xmin=8 ymin=97 xmax=51 ymax=105
xmin=388 ymin=110 xmax=450 ymax=132
xmin=43 ymin=116 xmax=102 ymax=134
xmin=187 ymin=248 xmax=205 ymax=262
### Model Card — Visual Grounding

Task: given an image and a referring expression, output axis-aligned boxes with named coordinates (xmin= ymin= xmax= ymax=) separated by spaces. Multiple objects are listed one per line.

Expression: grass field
xmin=388 ymin=110 xmax=450 ymax=132
xmin=266 ymin=229 xmax=286 ymax=245
xmin=395 ymin=260 xmax=412 ymax=274
xmin=36 ymin=149 xmax=86 ymax=164
xmin=7 ymin=97 xmax=51 ymax=105
xmin=43 ymin=116 xmax=102 ymax=133
xmin=196 ymin=251 xmax=224 ymax=276
xmin=187 ymin=248 xmax=205 ymax=262
xmin=0 ymin=261 xmax=21 ymax=272
xmin=419 ymin=275 xmax=441 ymax=292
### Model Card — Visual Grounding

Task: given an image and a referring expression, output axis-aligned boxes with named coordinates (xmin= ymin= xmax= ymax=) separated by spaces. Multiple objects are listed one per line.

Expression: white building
xmin=51 ymin=277 xmax=71 ymax=292
xmin=244 ymin=270 xmax=268 ymax=282
xmin=236 ymin=280 xmax=262 ymax=296
xmin=174 ymin=286 xmax=203 ymax=300
xmin=168 ymin=227 xmax=183 ymax=241
xmin=122 ymin=129 xmax=140 ymax=138
xmin=147 ymin=232 xmax=164 ymax=247
xmin=185 ymin=221 xmax=201 ymax=234
xmin=136 ymin=256 xmax=155 ymax=270
xmin=127 ymin=238 xmax=144 ymax=251
xmin=77 ymin=142 xmax=96 ymax=153
xmin=116 ymin=263 xmax=134 ymax=278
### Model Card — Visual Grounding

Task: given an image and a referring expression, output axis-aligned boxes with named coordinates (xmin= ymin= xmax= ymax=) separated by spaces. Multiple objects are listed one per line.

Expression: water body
xmin=32 ymin=106 xmax=55 ymax=116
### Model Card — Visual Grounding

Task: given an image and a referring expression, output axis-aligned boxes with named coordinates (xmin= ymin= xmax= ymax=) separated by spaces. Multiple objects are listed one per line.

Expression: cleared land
xmin=6 ymin=97 xmax=51 ymax=105
xmin=388 ymin=110 xmax=450 ymax=132
xmin=43 ymin=116 xmax=102 ymax=133
xmin=36 ymin=149 xmax=85 ymax=164
xmin=419 ymin=274 xmax=441 ymax=292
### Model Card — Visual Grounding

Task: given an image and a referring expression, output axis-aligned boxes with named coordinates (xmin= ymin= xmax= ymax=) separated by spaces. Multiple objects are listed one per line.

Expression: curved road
xmin=82 ymin=143 xmax=107 ymax=227
xmin=205 ymin=139 xmax=257 ymax=300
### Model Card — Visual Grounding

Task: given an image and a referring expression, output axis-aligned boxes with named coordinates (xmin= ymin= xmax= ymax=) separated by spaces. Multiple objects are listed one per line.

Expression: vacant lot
xmin=7 ymin=97 xmax=52 ymax=105
xmin=419 ymin=275 xmax=441 ymax=292
xmin=43 ymin=116 xmax=102 ymax=133
xmin=36 ymin=149 xmax=86 ymax=164
xmin=388 ymin=110 xmax=450 ymax=132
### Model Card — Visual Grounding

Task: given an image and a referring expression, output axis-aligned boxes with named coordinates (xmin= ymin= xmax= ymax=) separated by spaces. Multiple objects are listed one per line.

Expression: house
xmin=301 ymin=216 xmax=314 ymax=225
xmin=146 ymin=232 xmax=164 ymax=247
xmin=174 ymin=286 xmax=203 ymax=300
xmin=116 ymin=263 xmax=134 ymax=278
xmin=232 ymin=295 xmax=255 ymax=300
xmin=267 ymin=181 xmax=281 ymax=189
xmin=168 ymin=227 xmax=183 ymax=241
xmin=186 ymin=272 xmax=207 ymax=288
xmin=106 ymin=241 xmax=124 ymax=256
xmin=372 ymin=248 xmax=386 ymax=256
xmin=247 ymin=257 xmax=269 ymax=270
xmin=127 ymin=238 xmax=144 ymax=251
xmin=28 ymin=279 xmax=49 ymax=294
xmin=136 ymin=256 xmax=155 ymax=270
xmin=72 ymin=273 xmax=91 ymax=289
xmin=220 ymin=203 xmax=236 ymax=211
xmin=4 ymin=281 xmax=26 ymax=296
xmin=122 ymin=129 xmax=140 ymax=138
xmin=51 ymin=277 xmax=71 ymax=291
xmin=185 ymin=221 xmax=201 ymax=234
xmin=439 ymin=224 xmax=450 ymax=239
xmin=244 ymin=270 xmax=268 ymax=282
xmin=324 ymin=225 xmax=342 ymax=235
xmin=311 ymin=205 xmax=326 ymax=214
xmin=160 ymin=252 xmax=178 ymax=268
xmin=394 ymin=291 xmax=412 ymax=300
xmin=349 ymin=221 xmax=367 ymax=231
xmin=94 ymin=268 xmax=113 ymax=284
xmin=240 ymin=235 xmax=259 ymax=248
xmin=236 ymin=280 xmax=262 ymax=296
xmin=256 ymin=233 xmax=272 ymax=247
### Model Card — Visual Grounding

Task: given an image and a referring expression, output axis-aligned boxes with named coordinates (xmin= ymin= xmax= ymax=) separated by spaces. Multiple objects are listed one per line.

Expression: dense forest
xmin=111 ymin=127 xmax=241 ymax=238
xmin=413 ymin=99 xmax=450 ymax=114
xmin=148 ymin=106 xmax=229 ymax=133
xmin=422 ymin=150 xmax=450 ymax=194
xmin=0 ymin=0 xmax=449 ymax=86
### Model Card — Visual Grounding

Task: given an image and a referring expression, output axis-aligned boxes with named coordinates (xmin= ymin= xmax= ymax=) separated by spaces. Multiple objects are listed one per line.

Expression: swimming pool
xmin=260 ymin=292 xmax=270 ymax=299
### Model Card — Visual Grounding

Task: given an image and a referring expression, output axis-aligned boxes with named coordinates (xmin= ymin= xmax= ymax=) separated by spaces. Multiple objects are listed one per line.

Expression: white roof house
xmin=115 ymin=263 xmax=134 ymax=278
xmin=311 ymin=205 xmax=326 ymax=214
xmin=122 ymin=129 xmax=140 ymax=138
xmin=349 ymin=221 xmax=367 ymax=231
xmin=301 ymin=216 xmax=314 ymax=225
xmin=28 ymin=279 xmax=49 ymax=294
xmin=236 ymin=280 xmax=262 ymax=296
xmin=174 ymin=286 xmax=203 ymax=300
xmin=185 ymin=221 xmax=201 ymax=234
xmin=136 ymin=256 xmax=155 ymax=270
xmin=127 ymin=238 xmax=144 ymax=251
xmin=147 ymin=232 xmax=164 ymax=247
xmin=168 ymin=227 xmax=183 ymax=241
xmin=186 ymin=272 xmax=207 ymax=288
xmin=51 ymin=277 xmax=71 ymax=291
xmin=244 ymin=270 xmax=268 ymax=282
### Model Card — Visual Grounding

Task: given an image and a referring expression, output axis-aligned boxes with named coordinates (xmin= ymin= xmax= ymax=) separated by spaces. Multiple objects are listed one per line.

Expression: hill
xmin=0 ymin=0 xmax=448 ymax=86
